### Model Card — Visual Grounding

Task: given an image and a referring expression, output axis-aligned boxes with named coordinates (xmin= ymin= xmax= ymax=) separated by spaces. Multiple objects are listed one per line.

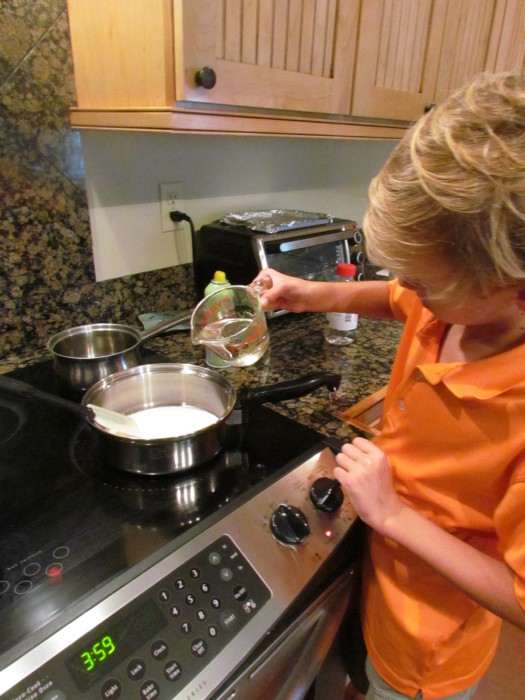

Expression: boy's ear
xmin=517 ymin=286 xmax=525 ymax=310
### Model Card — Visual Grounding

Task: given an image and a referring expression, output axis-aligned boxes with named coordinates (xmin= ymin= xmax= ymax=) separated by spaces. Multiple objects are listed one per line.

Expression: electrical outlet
xmin=159 ymin=181 xmax=184 ymax=232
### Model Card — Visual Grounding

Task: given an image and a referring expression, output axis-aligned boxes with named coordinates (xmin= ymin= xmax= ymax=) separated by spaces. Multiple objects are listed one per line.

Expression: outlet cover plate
xmin=159 ymin=181 xmax=184 ymax=232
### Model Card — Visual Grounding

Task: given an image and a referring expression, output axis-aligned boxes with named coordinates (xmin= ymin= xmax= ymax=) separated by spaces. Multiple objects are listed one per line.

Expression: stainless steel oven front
xmin=1 ymin=446 xmax=360 ymax=700
xmin=0 ymin=358 xmax=362 ymax=700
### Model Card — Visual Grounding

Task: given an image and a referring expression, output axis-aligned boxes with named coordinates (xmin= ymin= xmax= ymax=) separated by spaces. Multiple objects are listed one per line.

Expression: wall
xmin=82 ymin=131 xmax=395 ymax=280
xmin=0 ymin=0 xmax=193 ymax=364
xmin=0 ymin=0 xmax=396 ymax=365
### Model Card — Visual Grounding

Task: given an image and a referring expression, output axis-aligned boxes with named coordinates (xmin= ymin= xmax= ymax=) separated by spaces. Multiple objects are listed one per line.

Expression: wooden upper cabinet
xmin=351 ymin=0 xmax=442 ymax=120
xmin=67 ymin=0 xmax=176 ymax=109
xmin=433 ymin=0 xmax=524 ymax=104
xmin=66 ymin=0 xmax=523 ymax=136
xmin=67 ymin=0 xmax=359 ymax=115
xmin=176 ymin=0 xmax=359 ymax=115
xmin=485 ymin=0 xmax=525 ymax=73
xmin=351 ymin=0 xmax=525 ymax=121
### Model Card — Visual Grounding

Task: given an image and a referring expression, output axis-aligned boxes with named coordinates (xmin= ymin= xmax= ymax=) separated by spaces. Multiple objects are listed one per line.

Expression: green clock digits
xmin=80 ymin=635 xmax=116 ymax=672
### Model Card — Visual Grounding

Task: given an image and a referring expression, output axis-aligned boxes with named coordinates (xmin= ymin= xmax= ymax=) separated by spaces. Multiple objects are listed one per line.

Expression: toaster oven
xmin=193 ymin=218 xmax=363 ymax=314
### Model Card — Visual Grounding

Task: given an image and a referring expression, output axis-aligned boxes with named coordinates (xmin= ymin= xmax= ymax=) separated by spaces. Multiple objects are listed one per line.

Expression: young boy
xmin=255 ymin=72 xmax=525 ymax=699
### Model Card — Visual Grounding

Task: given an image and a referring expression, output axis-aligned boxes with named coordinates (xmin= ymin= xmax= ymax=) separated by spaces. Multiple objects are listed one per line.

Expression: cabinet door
xmin=351 ymin=0 xmax=446 ymax=120
xmin=432 ymin=0 xmax=512 ymax=105
xmin=351 ymin=0 xmax=511 ymax=121
xmin=67 ymin=0 xmax=175 ymax=109
xmin=485 ymin=0 xmax=525 ymax=73
xmin=176 ymin=0 xmax=359 ymax=115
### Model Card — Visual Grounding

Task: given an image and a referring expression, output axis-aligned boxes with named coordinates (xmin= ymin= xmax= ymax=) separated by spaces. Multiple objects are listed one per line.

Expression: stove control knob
xmin=270 ymin=504 xmax=310 ymax=544
xmin=310 ymin=478 xmax=344 ymax=513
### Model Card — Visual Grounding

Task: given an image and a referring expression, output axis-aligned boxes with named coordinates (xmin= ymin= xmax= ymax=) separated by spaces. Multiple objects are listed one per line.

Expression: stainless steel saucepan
xmin=0 ymin=365 xmax=340 ymax=476
xmin=47 ymin=309 xmax=191 ymax=392
xmin=81 ymin=363 xmax=341 ymax=475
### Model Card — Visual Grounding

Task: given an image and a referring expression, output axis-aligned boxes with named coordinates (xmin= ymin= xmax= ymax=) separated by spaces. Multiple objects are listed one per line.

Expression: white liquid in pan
xmin=125 ymin=405 xmax=218 ymax=439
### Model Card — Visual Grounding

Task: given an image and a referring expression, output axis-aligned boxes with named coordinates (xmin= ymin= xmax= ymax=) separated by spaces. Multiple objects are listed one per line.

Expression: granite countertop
xmin=0 ymin=311 xmax=402 ymax=442
xmin=144 ymin=311 xmax=402 ymax=441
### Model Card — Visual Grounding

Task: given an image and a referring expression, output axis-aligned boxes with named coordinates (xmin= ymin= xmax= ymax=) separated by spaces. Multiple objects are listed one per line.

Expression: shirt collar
xmin=415 ymin=316 xmax=525 ymax=399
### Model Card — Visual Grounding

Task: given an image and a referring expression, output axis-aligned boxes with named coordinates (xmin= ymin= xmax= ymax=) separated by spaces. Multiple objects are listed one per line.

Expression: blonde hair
xmin=364 ymin=72 xmax=525 ymax=301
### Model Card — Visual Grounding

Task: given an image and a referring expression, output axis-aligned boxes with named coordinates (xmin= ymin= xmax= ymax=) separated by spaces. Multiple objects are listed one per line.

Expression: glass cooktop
xmin=0 ymin=357 xmax=324 ymax=664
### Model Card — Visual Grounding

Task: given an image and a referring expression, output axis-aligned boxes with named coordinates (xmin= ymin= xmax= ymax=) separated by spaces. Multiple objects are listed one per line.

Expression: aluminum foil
xmin=220 ymin=209 xmax=333 ymax=234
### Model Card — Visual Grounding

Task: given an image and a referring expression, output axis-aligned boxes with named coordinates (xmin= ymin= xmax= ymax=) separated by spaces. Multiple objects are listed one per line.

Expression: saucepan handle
xmin=0 ymin=373 xmax=89 ymax=419
xmin=232 ymin=372 xmax=341 ymax=423
xmin=138 ymin=308 xmax=193 ymax=343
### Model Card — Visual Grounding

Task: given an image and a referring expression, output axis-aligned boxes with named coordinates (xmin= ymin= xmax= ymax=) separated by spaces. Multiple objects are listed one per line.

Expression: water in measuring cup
xmin=200 ymin=317 xmax=269 ymax=366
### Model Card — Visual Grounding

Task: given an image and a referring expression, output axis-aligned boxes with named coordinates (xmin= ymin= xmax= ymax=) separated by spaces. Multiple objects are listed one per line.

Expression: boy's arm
xmin=380 ymin=497 xmax=525 ymax=629
xmin=334 ymin=438 xmax=525 ymax=630
xmin=255 ymin=269 xmax=395 ymax=318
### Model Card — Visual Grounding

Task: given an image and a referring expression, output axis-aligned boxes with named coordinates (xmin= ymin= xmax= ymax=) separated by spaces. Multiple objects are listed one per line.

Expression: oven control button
xmin=14 ymin=579 xmax=32 ymax=595
xmin=309 ymin=478 xmax=344 ymax=513
xmin=127 ymin=658 xmax=147 ymax=681
xmin=23 ymin=562 xmax=41 ymax=576
xmin=158 ymin=588 xmax=171 ymax=603
xmin=220 ymin=609 xmax=239 ymax=631
xmin=220 ymin=567 xmax=233 ymax=582
xmin=169 ymin=604 xmax=181 ymax=617
xmin=164 ymin=659 xmax=182 ymax=682
xmin=101 ymin=678 xmax=122 ymax=699
xmin=270 ymin=504 xmax=310 ymax=544
xmin=233 ymin=585 xmax=248 ymax=601
xmin=151 ymin=639 xmax=169 ymax=660
xmin=140 ymin=680 xmax=160 ymax=700
xmin=191 ymin=637 xmax=208 ymax=657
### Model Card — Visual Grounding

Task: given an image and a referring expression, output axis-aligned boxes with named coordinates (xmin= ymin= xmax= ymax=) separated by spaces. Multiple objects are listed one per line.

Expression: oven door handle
xmin=278 ymin=230 xmax=359 ymax=252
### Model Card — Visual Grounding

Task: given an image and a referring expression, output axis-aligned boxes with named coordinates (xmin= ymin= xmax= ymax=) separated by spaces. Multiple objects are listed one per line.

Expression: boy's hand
xmin=334 ymin=437 xmax=404 ymax=532
xmin=253 ymin=269 xmax=312 ymax=313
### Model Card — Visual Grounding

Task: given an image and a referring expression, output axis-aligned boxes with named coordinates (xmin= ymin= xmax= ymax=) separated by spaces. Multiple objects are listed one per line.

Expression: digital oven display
xmin=65 ymin=599 xmax=166 ymax=691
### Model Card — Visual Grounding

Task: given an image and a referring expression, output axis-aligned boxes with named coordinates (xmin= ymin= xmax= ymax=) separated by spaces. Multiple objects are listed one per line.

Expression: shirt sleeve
xmin=494 ymin=475 xmax=525 ymax=611
xmin=387 ymin=279 xmax=419 ymax=324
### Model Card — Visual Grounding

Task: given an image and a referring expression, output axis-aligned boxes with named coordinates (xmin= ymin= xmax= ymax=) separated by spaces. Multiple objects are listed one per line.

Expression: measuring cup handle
xmin=250 ymin=278 xmax=272 ymax=295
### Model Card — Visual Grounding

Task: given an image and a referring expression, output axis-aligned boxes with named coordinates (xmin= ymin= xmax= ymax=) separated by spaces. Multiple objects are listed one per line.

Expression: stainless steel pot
xmin=81 ymin=363 xmax=341 ymax=476
xmin=47 ymin=309 xmax=191 ymax=392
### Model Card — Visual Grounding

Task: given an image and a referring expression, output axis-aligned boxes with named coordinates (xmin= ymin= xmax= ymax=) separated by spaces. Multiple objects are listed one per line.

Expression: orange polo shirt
xmin=363 ymin=280 xmax=525 ymax=699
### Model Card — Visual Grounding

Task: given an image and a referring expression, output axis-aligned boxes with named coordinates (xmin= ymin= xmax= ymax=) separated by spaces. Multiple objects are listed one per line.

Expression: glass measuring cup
xmin=190 ymin=284 xmax=270 ymax=366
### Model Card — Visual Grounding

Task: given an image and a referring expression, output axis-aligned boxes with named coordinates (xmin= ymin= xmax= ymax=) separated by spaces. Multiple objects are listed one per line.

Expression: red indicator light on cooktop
xmin=46 ymin=563 xmax=63 ymax=578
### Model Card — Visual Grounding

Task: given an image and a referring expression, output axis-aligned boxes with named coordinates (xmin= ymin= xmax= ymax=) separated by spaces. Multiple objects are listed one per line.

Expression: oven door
xmin=212 ymin=567 xmax=358 ymax=700
xmin=261 ymin=228 xmax=362 ymax=277
xmin=258 ymin=230 xmax=364 ymax=318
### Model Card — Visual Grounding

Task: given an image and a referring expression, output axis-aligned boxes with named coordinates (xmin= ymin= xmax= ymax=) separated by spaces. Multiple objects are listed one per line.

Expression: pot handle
xmin=138 ymin=308 xmax=193 ymax=343
xmin=233 ymin=372 xmax=341 ymax=423
xmin=0 ymin=373 xmax=89 ymax=419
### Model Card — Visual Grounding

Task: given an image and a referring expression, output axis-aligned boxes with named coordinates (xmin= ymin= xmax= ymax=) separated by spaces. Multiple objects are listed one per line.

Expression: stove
xmin=0 ymin=356 xmax=360 ymax=700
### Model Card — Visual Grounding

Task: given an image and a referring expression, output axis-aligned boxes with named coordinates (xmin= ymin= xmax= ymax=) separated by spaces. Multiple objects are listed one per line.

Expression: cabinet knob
xmin=424 ymin=102 xmax=436 ymax=113
xmin=195 ymin=66 xmax=217 ymax=90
